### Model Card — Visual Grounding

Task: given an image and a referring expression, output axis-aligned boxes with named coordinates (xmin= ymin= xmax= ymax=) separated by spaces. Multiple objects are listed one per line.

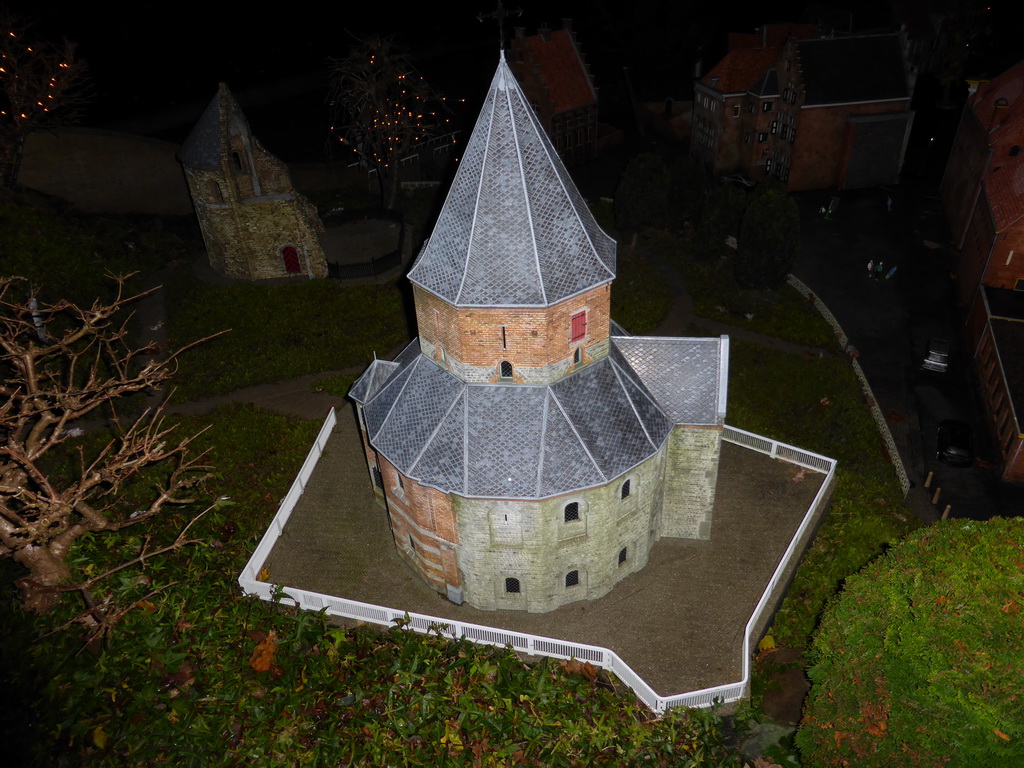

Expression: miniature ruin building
xmin=179 ymin=83 xmax=327 ymax=280
xmin=349 ymin=54 xmax=728 ymax=613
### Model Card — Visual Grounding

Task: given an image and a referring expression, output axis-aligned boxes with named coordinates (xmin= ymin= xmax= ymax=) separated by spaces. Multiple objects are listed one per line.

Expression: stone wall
xmin=661 ymin=425 xmax=722 ymax=540
xmin=454 ymin=449 xmax=665 ymax=613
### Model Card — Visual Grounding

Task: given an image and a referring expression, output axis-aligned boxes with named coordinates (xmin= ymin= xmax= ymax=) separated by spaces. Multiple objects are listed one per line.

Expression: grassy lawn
xmin=725 ymin=341 xmax=916 ymax=647
xmin=165 ymin=268 xmax=411 ymax=401
xmin=644 ymin=229 xmax=841 ymax=350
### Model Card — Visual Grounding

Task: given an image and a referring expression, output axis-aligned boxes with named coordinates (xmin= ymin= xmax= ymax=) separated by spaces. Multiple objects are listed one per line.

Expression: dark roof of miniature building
xmin=350 ymin=337 xmax=725 ymax=499
xmin=406 ymin=53 xmax=616 ymax=308
xmin=989 ymin=316 xmax=1024 ymax=434
xmin=700 ymin=48 xmax=780 ymax=95
xmin=179 ymin=83 xmax=251 ymax=170
xmin=520 ymin=28 xmax=596 ymax=114
xmin=796 ymin=35 xmax=908 ymax=106
xmin=750 ymin=68 xmax=781 ymax=98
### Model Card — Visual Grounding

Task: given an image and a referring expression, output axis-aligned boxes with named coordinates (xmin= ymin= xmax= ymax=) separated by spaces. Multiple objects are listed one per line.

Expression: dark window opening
xmin=758 ymin=132 xmax=768 ymax=143
xmin=231 ymin=151 xmax=244 ymax=172
xmin=499 ymin=360 xmax=513 ymax=379
xmin=505 ymin=577 xmax=521 ymax=594
xmin=564 ymin=502 xmax=580 ymax=522
xmin=573 ymin=346 xmax=582 ymax=365
xmin=565 ymin=570 xmax=579 ymax=588
xmin=501 ymin=325 xmax=507 ymax=349
xmin=763 ymin=101 xmax=773 ymax=112
xmin=621 ymin=479 xmax=631 ymax=499
xmin=408 ymin=534 xmax=416 ymax=551
xmin=1011 ymin=146 xmax=1021 ymax=157
xmin=618 ymin=547 xmax=628 ymax=566
xmin=372 ymin=466 xmax=384 ymax=490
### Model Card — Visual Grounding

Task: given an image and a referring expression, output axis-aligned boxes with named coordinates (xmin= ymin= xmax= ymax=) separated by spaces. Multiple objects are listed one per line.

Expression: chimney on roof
xmin=539 ymin=23 xmax=551 ymax=43
xmin=515 ymin=27 xmax=525 ymax=41
xmin=562 ymin=18 xmax=572 ymax=33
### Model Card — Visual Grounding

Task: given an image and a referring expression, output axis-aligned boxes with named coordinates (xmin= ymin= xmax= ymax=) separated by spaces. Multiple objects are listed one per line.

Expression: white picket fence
xmin=239 ymin=412 xmax=836 ymax=713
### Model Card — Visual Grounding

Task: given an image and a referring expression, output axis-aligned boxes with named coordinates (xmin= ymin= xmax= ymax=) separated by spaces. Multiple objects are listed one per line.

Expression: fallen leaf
xmin=249 ymin=630 xmax=278 ymax=673
xmin=995 ymin=729 xmax=1011 ymax=742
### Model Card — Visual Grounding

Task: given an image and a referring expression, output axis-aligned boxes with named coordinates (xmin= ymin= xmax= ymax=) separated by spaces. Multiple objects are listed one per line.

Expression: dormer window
xmin=499 ymin=360 xmax=514 ymax=380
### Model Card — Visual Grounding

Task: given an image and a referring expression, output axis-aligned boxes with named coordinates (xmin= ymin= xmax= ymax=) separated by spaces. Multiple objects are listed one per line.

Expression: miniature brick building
xmin=692 ymin=30 xmax=914 ymax=190
xmin=179 ymin=83 xmax=327 ymax=280
xmin=350 ymin=54 xmax=728 ymax=613
xmin=508 ymin=20 xmax=598 ymax=165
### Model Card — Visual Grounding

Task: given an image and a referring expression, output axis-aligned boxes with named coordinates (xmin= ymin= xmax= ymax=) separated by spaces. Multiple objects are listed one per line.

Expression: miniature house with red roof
xmin=692 ymin=27 xmax=914 ymax=190
xmin=508 ymin=20 xmax=598 ymax=165
xmin=349 ymin=54 xmax=729 ymax=613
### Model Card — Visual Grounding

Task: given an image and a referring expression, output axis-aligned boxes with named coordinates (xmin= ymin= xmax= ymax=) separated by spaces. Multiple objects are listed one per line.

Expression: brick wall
xmin=789 ymin=100 xmax=911 ymax=191
xmin=413 ymin=283 xmax=611 ymax=384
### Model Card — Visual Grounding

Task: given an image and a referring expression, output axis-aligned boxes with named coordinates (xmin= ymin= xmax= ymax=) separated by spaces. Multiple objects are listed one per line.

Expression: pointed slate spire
xmin=179 ymin=83 xmax=252 ymax=170
xmin=407 ymin=52 xmax=616 ymax=308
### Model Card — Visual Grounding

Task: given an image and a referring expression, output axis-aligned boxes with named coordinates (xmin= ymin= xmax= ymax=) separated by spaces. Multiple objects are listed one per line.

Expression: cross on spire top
xmin=477 ymin=1 xmax=522 ymax=49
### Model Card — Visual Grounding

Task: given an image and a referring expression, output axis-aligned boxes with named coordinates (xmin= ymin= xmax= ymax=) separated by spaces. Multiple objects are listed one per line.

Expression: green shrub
xmin=798 ymin=519 xmax=1024 ymax=767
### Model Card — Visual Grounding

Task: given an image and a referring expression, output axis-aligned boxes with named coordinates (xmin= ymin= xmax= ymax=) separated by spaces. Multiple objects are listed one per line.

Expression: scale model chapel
xmin=350 ymin=53 xmax=728 ymax=613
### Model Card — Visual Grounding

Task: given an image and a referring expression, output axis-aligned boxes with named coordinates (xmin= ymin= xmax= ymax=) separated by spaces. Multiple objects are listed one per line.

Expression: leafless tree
xmin=0 ymin=11 xmax=90 ymax=187
xmin=327 ymin=35 xmax=451 ymax=209
xmin=0 ymin=276 xmax=211 ymax=614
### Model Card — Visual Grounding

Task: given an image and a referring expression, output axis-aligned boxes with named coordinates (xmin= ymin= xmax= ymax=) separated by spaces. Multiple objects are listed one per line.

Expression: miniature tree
xmin=327 ymin=35 xmax=451 ymax=209
xmin=0 ymin=11 xmax=90 ymax=187
xmin=0 ymin=276 xmax=210 ymax=614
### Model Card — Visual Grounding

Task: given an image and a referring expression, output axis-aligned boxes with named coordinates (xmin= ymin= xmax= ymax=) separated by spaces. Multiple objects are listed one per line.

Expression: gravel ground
xmin=261 ymin=407 xmax=829 ymax=697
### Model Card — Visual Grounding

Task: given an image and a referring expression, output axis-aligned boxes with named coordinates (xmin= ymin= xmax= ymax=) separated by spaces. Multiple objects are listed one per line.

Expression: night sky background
xmin=5 ymin=1 xmax=1024 ymax=168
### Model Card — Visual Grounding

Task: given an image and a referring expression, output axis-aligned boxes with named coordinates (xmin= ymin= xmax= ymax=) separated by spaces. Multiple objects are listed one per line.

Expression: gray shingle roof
xmin=797 ymin=35 xmax=908 ymax=106
xmin=179 ymin=83 xmax=252 ymax=169
xmin=406 ymin=53 xmax=616 ymax=308
xmin=351 ymin=336 xmax=723 ymax=500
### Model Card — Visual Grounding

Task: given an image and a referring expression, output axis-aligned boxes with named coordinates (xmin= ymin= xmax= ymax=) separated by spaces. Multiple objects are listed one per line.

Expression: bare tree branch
xmin=0 ymin=276 xmax=214 ymax=613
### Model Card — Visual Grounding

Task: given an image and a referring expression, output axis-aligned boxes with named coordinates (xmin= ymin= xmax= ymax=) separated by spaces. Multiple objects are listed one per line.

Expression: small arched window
xmin=564 ymin=502 xmax=580 ymax=523
xmin=565 ymin=570 xmax=580 ymax=588
xmin=499 ymin=360 xmax=513 ymax=379
xmin=573 ymin=346 xmax=582 ymax=365
xmin=618 ymin=547 xmax=628 ymax=566
xmin=621 ymin=479 xmax=631 ymax=500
